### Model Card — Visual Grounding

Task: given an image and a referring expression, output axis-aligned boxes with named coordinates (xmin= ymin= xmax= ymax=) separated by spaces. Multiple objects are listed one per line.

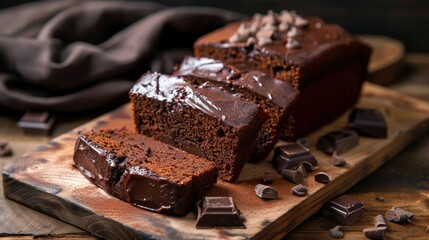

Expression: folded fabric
xmin=0 ymin=1 xmax=243 ymax=112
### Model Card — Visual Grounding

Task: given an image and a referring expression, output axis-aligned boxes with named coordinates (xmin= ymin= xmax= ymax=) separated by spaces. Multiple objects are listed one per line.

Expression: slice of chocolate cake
xmin=73 ymin=128 xmax=217 ymax=215
xmin=129 ymin=73 xmax=267 ymax=181
xmin=174 ymin=56 xmax=299 ymax=160
xmin=194 ymin=10 xmax=371 ymax=139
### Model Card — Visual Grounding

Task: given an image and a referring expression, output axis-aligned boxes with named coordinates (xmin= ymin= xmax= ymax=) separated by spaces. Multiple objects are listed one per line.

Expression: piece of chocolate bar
xmin=260 ymin=172 xmax=274 ymax=184
xmin=272 ymin=143 xmax=318 ymax=172
xmin=325 ymin=194 xmax=364 ymax=225
xmin=255 ymin=184 xmax=278 ymax=200
xmin=18 ymin=111 xmax=56 ymax=135
xmin=347 ymin=108 xmax=387 ymax=138
xmin=316 ymin=129 xmax=358 ymax=154
xmin=196 ymin=197 xmax=245 ymax=229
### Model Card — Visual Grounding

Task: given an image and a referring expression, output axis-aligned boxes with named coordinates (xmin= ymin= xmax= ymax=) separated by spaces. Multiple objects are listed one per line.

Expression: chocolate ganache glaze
xmin=73 ymin=128 xmax=217 ymax=215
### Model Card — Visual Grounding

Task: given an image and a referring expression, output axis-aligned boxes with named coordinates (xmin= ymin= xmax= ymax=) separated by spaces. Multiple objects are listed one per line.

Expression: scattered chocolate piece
xmin=426 ymin=225 xmax=429 ymax=233
xmin=255 ymin=184 xmax=278 ymax=200
xmin=261 ymin=172 xmax=274 ymax=184
xmin=363 ymin=226 xmax=387 ymax=240
xmin=296 ymin=137 xmax=310 ymax=147
xmin=316 ymin=129 xmax=358 ymax=154
xmin=375 ymin=196 xmax=385 ymax=202
xmin=196 ymin=197 xmax=245 ymax=229
xmin=385 ymin=207 xmax=413 ymax=223
xmin=291 ymin=184 xmax=307 ymax=197
xmin=325 ymin=195 xmax=364 ymax=225
xmin=374 ymin=215 xmax=387 ymax=227
xmin=347 ymin=108 xmax=387 ymax=138
xmin=297 ymin=164 xmax=308 ymax=177
xmin=329 ymin=225 xmax=344 ymax=239
xmin=315 ymin=172 xmax=331 ymax=184
xmin=281 ymin=169 xmax=304 ymax=184
xmin=273 ymin=143 xmax=318 ymax=172
xmin=332 ymin=152 xmax=346 ymax=166
xmin=0 ymin=141 xmax=12 ymax=157
xmin=18 ymin=111 xmax=56 ymax=135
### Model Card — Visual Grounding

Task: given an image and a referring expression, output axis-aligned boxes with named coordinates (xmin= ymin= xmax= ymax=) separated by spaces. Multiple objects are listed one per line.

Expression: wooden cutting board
xmin=3 ymin=82 xmax=429 ymax=240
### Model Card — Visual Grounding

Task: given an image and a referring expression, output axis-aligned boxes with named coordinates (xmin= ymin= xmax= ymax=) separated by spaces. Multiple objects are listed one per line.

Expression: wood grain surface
xmin=2 ymin=82 xmax=429 ymax=240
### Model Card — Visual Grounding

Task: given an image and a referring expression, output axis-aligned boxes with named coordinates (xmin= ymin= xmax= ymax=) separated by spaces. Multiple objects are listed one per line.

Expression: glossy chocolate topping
xmin=176 ymin=56 xmax=299 ymax=109
xmin=73 ymin=128 xmax=217 ymax=215
xmin=130 ymin=72 xmax=262 ymax=128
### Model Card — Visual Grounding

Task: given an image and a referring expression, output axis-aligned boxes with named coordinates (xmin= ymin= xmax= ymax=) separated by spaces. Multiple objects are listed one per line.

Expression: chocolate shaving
xmin=385 ymin=207 xmax=413 ymax=223
xmin=260 ymin=172 xmax=274 ymax=184
xmin=329 ymin=225 xmax=344 ymax=239
xmin=363 ymin=226 xmax=387 ymax=240
xmin=255 ymin=184 xmax=278 ymax=200
xmin=374 ymin=215 xmax=387 ymax=227
xmin=332 ymin=152 xmax=346 ymax=166
xmin=426 ymin=225 xmax=429 ymax=233
xmin=286 ymin=37 xmax=300 ymax=49
xmin=315 ymin=172 xmax=331 ymax=183
xmin=291 ymin=184 xmax=307 ymax=196
xmin=281 ymin=168 xmax=304 ymax=184
xmin=297 ymin=164 xmax=308 ymax=177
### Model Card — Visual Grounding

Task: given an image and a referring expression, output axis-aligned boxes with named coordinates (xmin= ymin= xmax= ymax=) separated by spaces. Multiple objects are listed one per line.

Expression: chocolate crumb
xmin=332 ymin=152 xmax=346 ymax=166
xmin=255 ymin=184 xmax=278 ymax=200
xmin=281 ymin=168 xmax=304 ymax=184
xmin=0 ymin=141 xmax=12 ymax=157
xmin=291 ymin=184 xmax=307 ymax=196
xmin=375 ymin=196 xmax=385 ymax=202
xmin=315 ymin=172 xmax=331 ymax=183
xmin=329 ymin=225 xmax=344 ymax=239
xmin=261 ymin=172 xmax=274 ymax=184
xmin=385 ymin=207 xmax=414 ymax=223
xmin=363 ymin=226 xmax=387 ymax=240
xmin=374 ymin=215 xmax=387 ymax=227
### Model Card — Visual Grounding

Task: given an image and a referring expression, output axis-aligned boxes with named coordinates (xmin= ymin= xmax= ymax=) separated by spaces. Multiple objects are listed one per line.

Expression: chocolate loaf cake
xmin=194 ymin=10 xmax=372 ymax=139
xmin=175 ymin=56 xmax=299 ymax=160
xmin=129 ymin=73 xmax=267 ymax=181
xmin=73 ymin=128 xmax=217 ymax=215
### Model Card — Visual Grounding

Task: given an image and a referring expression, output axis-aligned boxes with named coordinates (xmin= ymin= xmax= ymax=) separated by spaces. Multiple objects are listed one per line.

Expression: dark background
xmin=1 ymin=0 xmax=428 ymax=52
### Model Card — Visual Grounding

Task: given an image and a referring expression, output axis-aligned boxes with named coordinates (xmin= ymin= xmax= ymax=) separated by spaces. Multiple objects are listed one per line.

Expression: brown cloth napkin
xmin=0 ymin=1 xmax=243 ymax=112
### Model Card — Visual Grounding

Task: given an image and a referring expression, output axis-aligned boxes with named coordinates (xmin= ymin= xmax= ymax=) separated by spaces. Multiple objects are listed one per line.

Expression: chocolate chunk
xmin=363 ymin=226 xmax=387 ymax=240
xmin=261 ymin=172 xmax=274 ymax=184
xmin=316 ymin=129 xmax=358 ymax=154
xmin=426 ymin=225 xmax=429 ymax=233
xmin=332 ymin=152 xmax=346 ymax=166
xmin=196 ymin=197 xmax=245 ymax=229
xmin=375 ymin=196 xmax=385 ymax=202
xmin=255 ymin=184 xmax=278 ymax=200
xmin=374 ymin=214 xmax=387 ymax=227
xmin=18 ymin=111 xmax=56 ymax=135
xmin=273 ymin=143 xmax=318 ymax=172
xmin=281 ymin=169 xmax=304 ymax=184
xmin=385 ymin=207 xmax=413 ymax=223
xmin=291 ymin=184 xmax=307 ymax=196
xmin=315 ymin=172 xmax=331 ymax=183
xmin=329 ymin=225 xmax=344 ymax=239
xmin=0 ymin=141 xmax=12 ymax=157
xmin=347 ymin=108 xmax=387 ymax=138
xmin=325 ymin=195 xmax=364 ymax=225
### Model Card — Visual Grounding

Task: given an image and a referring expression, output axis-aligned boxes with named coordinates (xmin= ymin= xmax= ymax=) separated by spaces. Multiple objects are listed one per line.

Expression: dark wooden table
xmin=1 ymin=53 xmax=429 ymax=239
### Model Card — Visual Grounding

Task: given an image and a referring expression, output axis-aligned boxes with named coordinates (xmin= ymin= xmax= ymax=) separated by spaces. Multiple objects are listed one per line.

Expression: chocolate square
xmin=196 ymin=197 xmax=245 ymax=228
xmin=347 ymin=108 xmax=387 ymax=138
xmin=18 ymin=111 xmax=56 ymax=135
xmin=316 ymin=129 xmax=358 ymax=154
xmin=325 ymin=195 xmax=364 ymax=225
xmin=272 ymin=143 xmax=318 ymax=172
